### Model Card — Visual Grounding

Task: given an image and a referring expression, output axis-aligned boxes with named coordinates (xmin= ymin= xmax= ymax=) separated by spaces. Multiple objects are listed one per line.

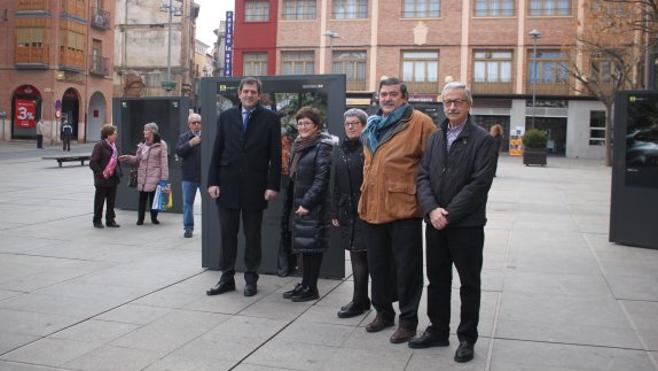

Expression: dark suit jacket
xmin=176 ymin=130 xmax=201 ymax=183
xmin=208 ymin=104 xmax=282 ymax=210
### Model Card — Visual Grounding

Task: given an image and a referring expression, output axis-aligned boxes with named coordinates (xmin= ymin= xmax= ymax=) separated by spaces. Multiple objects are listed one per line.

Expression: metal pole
xmin=532 ymin=38 xmax=537 ymax=129
xmin=167 ymin=0 xmax=173 ymax=89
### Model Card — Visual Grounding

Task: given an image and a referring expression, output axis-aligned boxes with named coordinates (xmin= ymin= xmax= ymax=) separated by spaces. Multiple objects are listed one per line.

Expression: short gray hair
xmin=442 ymin=81 xmax=473 ymax=105
xmin=343 ymin=108 xmax=367 ymax=126
xmin=188 ymin=112 xmax=201 ymax=124
xmin=144 ymin=122 xmax=159 ymax=135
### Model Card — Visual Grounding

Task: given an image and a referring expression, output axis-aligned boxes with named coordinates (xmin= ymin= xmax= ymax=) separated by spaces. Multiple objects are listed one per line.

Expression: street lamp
xmin=529 ymin=29 xmax=541 ymax=129
xmin=324 ymin=30 xmax=340 ymax=75
xmin=160 ymin=0 xmax=182 ymax=92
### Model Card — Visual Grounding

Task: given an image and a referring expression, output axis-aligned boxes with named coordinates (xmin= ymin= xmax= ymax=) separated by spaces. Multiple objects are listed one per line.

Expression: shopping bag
xmin=151 ymin=181 xmax=169 ymax=211
xmin=165 ymin=190 xmax=173 ymax=209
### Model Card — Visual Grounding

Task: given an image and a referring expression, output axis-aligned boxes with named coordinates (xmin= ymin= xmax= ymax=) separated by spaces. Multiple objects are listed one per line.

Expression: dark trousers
xmin=137 ymin=191 xmax=158 ymax=222
xmin=350 ymin=251 xmax=369 ymax=306
xmin=426 ymin=226 xmax=484 ymax=344
xmin=218 ymin=207 xmax=264 ymax=284
xmin=93 ymin=185 xmax=117 ymax=224
xmin=365 ymin=218 xmax=423 ymax=330
xmin=301 ymin=252 xmax=323 ymax=291
xmin=62 ymin=136 xmax=71 ymax=151
xmin=36 ymin=135 xmax=43 ymax=149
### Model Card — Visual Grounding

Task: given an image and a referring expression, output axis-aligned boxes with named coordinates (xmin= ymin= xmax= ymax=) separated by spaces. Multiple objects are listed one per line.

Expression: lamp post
xmin=160 ymin=0 xmax=181 ymax=92
xmin=529 ymin=29 xmax=541 ymax=129
xmin=324 ymin=30 xmax=339 ymax=73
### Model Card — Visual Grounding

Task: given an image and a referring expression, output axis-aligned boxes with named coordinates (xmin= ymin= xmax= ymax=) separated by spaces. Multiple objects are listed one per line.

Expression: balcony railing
xmin=471 ymin=81 xmax=514 ymax=95
xmin=346 ymin=79 xmax=366 ymax=92
xmin=62 ymin=0 xmax=86 ymax=19
xmin=15 ymin=45 xmax=49 ymax=66
xmin=91 ymin=7 xmax=111 ymax=30
xmin=406 ymin=81 xmax=439 ymax=94
xmin=525 ymin=82 xmax=571 ymax=96
xmin=89 ymin=54 xmax=109 ymax=76
xmin=17 ymin=0 xmax=49 ymax=12
xmin=59 ymin=48 xmax=84 ymax=70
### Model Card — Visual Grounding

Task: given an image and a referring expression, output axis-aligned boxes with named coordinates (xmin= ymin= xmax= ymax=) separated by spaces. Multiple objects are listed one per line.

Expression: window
xmin=332 ymin=51 xmax=367 ymax=90
xmin=281 ymin=51 xmax=315 ymax=75
xmin=402 ymin=51 xmax=438 ymax=83
xmin=17 ymin=28 xmax=45 ymax=48
xmin=282 ymin=0 xmax=316 ymax=20
xmin=245 ymin=0 xmax=270 ymax=22
xmin=333 ymin=0 xmax=367 ymax=19
xmin=474 ymin=0 xmax=513 ymax=16
xmin=589 ymin=111 xmax=605 ymax=146
xmin=402 ymin=0 xmax=440 ymax=18
xmin=528 ymin=50 xmax=568 ymax=84
xmin=529 ymin=0 xmax=570 ymax=16
xmin=473 ymin=51 xmax=512 ymax=82
xmin=60 ymin=30 xmax=85 ymax=51
xmin=243 ymin=52 xmax=268 ymax=76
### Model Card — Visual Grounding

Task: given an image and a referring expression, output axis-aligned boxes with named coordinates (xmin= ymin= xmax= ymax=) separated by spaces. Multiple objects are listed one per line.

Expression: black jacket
xmin=331 ymin=137 xmax=367 ymax=251
xmin=89 ymin=140 xmax=121 ymax=188
xmin=175 ymin=130 xmax=201 ymax=182
xmin=417 ymin=116 xmax=495 ymax=228
xmin=208 ymin=104 xmax=282 ymax=210
xmin=286 ymin=133 xmax=336 ymax=253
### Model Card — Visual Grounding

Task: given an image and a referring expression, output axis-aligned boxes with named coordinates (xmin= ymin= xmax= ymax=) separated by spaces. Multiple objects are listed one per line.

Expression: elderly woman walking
xmin=119 ymin=122 xmax=169 ymax=225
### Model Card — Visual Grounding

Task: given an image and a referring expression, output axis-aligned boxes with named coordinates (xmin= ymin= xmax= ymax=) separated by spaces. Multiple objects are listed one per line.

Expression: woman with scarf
xmin=331 ymin=108 xmax=371 ymax=317
xmin=119 ymin=122 xmax=169 ymax=225
xmin=281 ymin=107 xmax=337 ymax=302
xmin=89 ymin=125 xmax=121 ymax=228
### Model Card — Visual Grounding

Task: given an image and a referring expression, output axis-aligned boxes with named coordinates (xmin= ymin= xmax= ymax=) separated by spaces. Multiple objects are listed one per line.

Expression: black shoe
xmin=184 ymin=229 xmax=193 ymax=238
xmin=136 ymin=220 xmax=144 ymax=225
xmin=408 ymin=329 xmax=449 ymax=349
xmin=291 ymin=286 xmax=319 ymax=302
xmin=244 ymin=283 xmax=257 ymax=297
xmin=93 ymin=223 xmax=104 ymax=229
xmin=206 ymin=281 xmax=236 ymax=296
xmin=390 ymin=326 xmax=416 ymax=344
xmin=337 ymin=301 xmax=367 ymax=318
xmin=282 ymin=283 xmax=303 ymax=299
xmin=106 ymin=221 xmax=120 ymax=228
xmin=365 ymin=314 xmax=395 ymax=333
xmin=454 ymin=341 xmax=474 ymax=363
xmin=151 ymin=218 xmax=160 ymax=225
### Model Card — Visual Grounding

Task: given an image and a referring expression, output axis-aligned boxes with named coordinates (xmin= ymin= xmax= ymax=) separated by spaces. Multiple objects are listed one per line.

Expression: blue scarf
xmin=362 ymin=103 xmax=410 ymax=153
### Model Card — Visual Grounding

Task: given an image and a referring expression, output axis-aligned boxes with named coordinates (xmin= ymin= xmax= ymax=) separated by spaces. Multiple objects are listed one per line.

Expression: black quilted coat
xmin=286 ymin=132 xmax=336 ymax=253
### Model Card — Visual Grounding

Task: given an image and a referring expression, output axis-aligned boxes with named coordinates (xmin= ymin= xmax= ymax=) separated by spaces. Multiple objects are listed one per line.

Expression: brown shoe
xmin=365 ymin=314 xmax=394 ymax=333
xmin=390 ymin=327 xmax=416 ymax=344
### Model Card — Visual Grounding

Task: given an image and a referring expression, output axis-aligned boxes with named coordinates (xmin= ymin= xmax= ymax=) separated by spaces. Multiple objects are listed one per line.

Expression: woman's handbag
xmin=128 ymin=168 xmax=138 ymax=188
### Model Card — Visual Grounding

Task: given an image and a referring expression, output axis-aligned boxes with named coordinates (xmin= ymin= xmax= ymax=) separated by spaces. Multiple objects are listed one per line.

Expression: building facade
xmin=113 ymin=0 xmax=198 ymax=98
xmin=0 ymin=0 xmax=115 ymax=143
xmin=231 ymin=0 xmax=631 ymax=159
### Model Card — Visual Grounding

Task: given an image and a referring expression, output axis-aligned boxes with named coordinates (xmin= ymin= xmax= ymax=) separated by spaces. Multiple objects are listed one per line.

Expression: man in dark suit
xmin=412 ymin=81 xmax=495 ymax=363
xmin=206 ymin=77 xmax=282 ymax=297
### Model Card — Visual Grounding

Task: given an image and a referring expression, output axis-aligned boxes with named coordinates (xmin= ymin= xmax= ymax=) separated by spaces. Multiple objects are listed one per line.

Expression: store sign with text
xmin=15 ymin=100 xmax=37 ymax=128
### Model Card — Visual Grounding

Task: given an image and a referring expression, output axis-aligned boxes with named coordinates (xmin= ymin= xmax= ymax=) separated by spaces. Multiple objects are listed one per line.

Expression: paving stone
xmin=1 ymin=338 xmax=102 ymax=367
xmin=244 ymin=338 xmax=338 ymax=371
xmin=621 ymin=300 xmax=658 ymax=351
xmin=0 ymin=332 xmax=38 ymax=355
xmin=63 ymin=345 xmax=161 ymax=371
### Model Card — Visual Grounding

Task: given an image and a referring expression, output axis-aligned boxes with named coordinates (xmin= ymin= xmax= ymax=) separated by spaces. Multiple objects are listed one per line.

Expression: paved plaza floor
xmin=0 ymin=141 xmax=657 ymax=371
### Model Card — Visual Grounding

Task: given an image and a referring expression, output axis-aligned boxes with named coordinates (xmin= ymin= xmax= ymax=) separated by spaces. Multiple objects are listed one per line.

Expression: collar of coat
xmin=440 ymin=115 xmax=474 ymax=139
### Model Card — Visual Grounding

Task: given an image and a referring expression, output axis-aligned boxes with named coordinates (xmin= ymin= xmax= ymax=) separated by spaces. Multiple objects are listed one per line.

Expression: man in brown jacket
xmin=359 ymin=77 xmax=436 ymax=344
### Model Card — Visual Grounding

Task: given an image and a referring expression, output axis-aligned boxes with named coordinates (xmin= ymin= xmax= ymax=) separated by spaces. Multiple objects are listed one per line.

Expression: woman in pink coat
xmin=119 ymin=122 xmax=169 ymax=225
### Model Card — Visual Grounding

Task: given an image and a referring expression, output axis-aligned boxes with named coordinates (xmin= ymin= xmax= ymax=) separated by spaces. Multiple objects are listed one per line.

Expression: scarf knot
xmin=362 ymin=103 xmax=410 ymax=153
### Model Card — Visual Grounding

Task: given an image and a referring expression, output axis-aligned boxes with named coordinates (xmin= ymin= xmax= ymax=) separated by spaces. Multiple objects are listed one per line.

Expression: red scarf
xmin=102 ymin=141 xmax=118 ymax=179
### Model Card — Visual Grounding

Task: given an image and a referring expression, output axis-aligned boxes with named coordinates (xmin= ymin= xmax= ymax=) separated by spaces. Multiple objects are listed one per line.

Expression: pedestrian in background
xmin=119 ymin=122 xmax=169 ymax=225
xmin=176 ymin=112 xmax=202 ymax=238
xmin=89 ymin=125 xmax=121 ymax=229
xmin=61 ymin=118 xmax=73 ymax=152
xmin=489 ymin=123 xmax=504 ymax=176
xmin=36 ymin=119 xmax=46 ymax=149
xmin=331 ymin=108 xmax=371 ymax=317
xmin=281 ymin=107 xmax=336 ymax=302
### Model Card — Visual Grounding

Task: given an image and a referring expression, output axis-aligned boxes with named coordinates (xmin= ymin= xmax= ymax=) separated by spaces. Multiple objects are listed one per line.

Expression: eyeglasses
xmin=444 ymin=99 xmax=467 ymax=107
xmin=297 ymin=121 xmax=315 ymax=127
xmin=190 ymin=121 xmax=201 ymax=125
xmin=344 ymin=122 xmax=362 ymax=128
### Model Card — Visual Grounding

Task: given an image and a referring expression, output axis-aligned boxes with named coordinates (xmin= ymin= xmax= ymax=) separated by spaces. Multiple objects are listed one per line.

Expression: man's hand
xmin=429 ymin=207 xmax=449 ymax=230
xmin=264 ymin=189 xmax=279 ymax=201
xmin=208 ymin=186 xmax=220 ymax=199
xmin=295 ymin=206 xmax=309 ymax=216
xmin=331 ymin=218 xmax=340 ymax=227
xmin=189 ymin=136 xmax=201 ymax=146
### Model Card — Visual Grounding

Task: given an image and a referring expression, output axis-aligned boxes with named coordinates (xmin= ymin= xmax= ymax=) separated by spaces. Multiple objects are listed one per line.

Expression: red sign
xmin=15 ymin=100 xmax=37 ymax=128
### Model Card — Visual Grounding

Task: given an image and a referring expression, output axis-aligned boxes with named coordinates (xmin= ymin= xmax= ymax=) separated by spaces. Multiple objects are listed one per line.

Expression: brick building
xmin=230 ymin=0 xmax=642 ymax=160
xmin=0 ymin=0 xmax=115 ymax=143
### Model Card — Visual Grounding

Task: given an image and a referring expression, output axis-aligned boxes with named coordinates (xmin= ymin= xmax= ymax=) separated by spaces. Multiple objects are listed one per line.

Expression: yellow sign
xmin=509 ymin=136 xmax=523 ymax=156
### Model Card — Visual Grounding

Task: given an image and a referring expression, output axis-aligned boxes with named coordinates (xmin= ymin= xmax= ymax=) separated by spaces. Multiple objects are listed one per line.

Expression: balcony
xmin=15 ymin=45 xmax=49 ymax=68
xmin=62 ymin=0 xmax=86 ymax=19
xmin=346 ymin=79 xmax=366 ymax=92
xmin=91 ymin=7 xmax=111 ymax=30
xmin=406 ymin=81 xmax=440 ymax=94
xmin=16 ymin=0 xmax=49 ymax=12
xmin=471 ymin=81 xmax=514 ymax=95
xmin=526 ymin=82 xmax=571 ymax=96
xmin=59 ymin=48 xmax=84 ymax=71
xmin=89 ymin=54 xmax=109 ymax=77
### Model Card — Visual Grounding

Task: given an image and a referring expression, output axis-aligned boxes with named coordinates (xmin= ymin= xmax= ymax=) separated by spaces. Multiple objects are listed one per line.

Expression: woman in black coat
xmin=331 ymin=108 xmax=370 ymax=318
xmin=89 ymin=125 xmax=121 ymax=228
xmin=281 ymin=107 xmax=336 ymax=302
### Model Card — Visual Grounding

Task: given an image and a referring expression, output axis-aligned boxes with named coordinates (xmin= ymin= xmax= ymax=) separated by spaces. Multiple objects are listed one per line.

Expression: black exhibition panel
xmin=610 ymin=90 xmax=658 ymax=249
xmin=199 ymin=75 xmax=347 ymax=279
xmin=112 ymin=97 xmax=190 ymax=214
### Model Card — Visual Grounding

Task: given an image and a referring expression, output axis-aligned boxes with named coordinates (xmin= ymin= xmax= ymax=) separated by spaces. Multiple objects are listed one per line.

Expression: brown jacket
xmin=358 ymin=108 xmax=436 ymax=224
xmin=124 ymin=141 xmax=169 ymax=192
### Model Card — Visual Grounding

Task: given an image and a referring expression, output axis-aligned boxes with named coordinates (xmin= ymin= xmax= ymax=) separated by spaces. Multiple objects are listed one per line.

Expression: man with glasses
xmin=176 ymin=113 xmax=203 ymax=238
xmin=412 ymin=82 xmax=496 ymax=363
